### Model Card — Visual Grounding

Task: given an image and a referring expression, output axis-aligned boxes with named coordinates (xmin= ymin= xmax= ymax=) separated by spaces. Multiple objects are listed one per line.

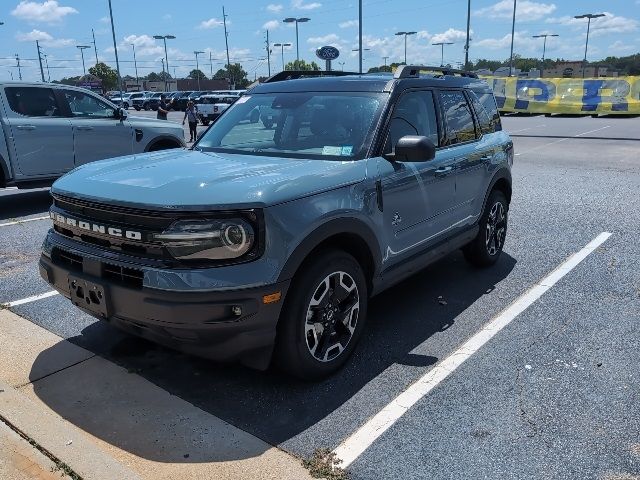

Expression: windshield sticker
xmin=322 ymin=146 xmax=343 ymax=156
xmin=235 ymin=96 xmax=250 ymax=104
xmin=341 ymin=146 xmax=354 ymax=156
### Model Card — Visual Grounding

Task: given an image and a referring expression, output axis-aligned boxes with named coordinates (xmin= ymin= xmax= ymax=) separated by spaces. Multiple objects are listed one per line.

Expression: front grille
xmin=103 ymin=263 xmax=144 ymax=289
xmin=52 ymin=248 xmax=83 ymax=272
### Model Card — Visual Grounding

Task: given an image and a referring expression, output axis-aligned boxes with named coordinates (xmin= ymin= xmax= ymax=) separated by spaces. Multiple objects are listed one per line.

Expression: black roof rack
xmin=394 ymin=65 xmax=478 ymax=79
xmin=261 ymin=70 xmax=360 ymax=83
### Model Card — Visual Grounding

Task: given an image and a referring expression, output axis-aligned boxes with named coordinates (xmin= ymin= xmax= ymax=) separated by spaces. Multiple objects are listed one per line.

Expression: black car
xmin=173 ymin=91 xmax=195 ymax=111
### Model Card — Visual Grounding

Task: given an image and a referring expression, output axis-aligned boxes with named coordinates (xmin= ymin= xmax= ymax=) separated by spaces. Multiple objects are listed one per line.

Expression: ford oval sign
xmin=316 ymin=46 xmax=340 ymax=61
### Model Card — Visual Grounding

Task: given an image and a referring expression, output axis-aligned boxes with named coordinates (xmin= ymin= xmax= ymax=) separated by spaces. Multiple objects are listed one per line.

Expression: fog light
xmin=262 ymin=292 xmax=281 ymax=304
xmin=231 ymin=305 xmax=242 ymax=316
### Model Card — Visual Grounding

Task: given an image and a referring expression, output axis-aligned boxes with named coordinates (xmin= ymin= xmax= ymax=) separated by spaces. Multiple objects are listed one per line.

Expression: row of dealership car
xmin=107 ymin=90 xmax=245 ymax=113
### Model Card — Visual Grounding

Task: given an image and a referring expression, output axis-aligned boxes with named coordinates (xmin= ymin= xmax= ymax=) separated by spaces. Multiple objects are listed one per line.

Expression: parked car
xmin=0 ymin=82 xmax=185 ymax=189
xmin=39 ymin=66 xmax=512 ymax=378
xmin=131 ymin=92 xmax=157 ymax=111
xmin=173 ymin=91 xmax=194 ymax=111
xmin=195 ymin=94 xmax=249 ymax=125
xmin=108 ymin=92 xmax=133 ymax=109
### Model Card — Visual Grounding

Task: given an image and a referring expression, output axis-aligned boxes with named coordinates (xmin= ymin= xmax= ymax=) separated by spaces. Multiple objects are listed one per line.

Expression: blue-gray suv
xmin=40 ymin=66 xmax=513 ymax=379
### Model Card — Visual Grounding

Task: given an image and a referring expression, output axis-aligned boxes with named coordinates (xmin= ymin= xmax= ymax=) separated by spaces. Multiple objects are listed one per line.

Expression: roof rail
xmin=394 ymin=65 xmax=478 ymax=79
xmin=261 ymin=70 xmax=360 ymax=83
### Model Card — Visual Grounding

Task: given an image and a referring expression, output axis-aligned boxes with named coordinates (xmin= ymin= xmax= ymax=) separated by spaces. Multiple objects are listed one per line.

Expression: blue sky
xmin=2 ymin=0 xmax=639 ymax=82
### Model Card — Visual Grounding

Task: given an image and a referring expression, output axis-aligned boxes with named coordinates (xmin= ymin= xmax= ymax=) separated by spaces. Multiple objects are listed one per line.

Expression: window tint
xmin=439 ymin=90 xmax=477 ymax=145
xmin=384 ymin=90 xmax=438 ymax=154
xmin=468 ymin=91 xmax=494 ymax=135
xmin=64 ymin=90 xmax=115 ymax=118
xmin=5 ymin=87 xmax=62 ymax=117
xmin=477 ymin=90 xmax=502 ymax=132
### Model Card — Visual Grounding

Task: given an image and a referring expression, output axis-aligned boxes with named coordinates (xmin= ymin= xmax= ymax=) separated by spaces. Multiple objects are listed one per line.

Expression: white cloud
xmin=263 ymin=20 xmax=280 ymax=30
xmin=307 ymin=33 xmax=340 ymax=45
xmin=431 ymin=28 xmax=468 ymax=44
xmin=120 ymin=34 xmax=163 ymax=57
xmin=546 ymin=12 xmax=638 ymax=37
xmin=292 ymin=0 xmax=322 ymax=11
xmin=99 ymin=16 xmax=109 ymax=24
xmin=416 ymin=30 xmax=431 ymax=40
xmin=199 ymin=18 xmax=224 ymax=29
xmin=11 ymin=1 xmax=78 ymax=24
xmin=163 ymin=14 xmax=172 ymax=21
xmin=339 ymin=20 xmax=358 ymax=29
xmin=267 ymin=3 xmax=283 ymax=13
xmin=474 ymin=31 xmax=530 ymax=50
xmin=476 ymin=0 xmax=556 ymax=21
xmin=15 ymin=29 xmax=74 ymax=47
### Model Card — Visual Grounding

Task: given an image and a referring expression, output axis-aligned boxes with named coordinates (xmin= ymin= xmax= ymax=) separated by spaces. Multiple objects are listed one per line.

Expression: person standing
xmin=183 ymin=100 xmax=199 ymax=142
xmin=157 ymin=93 xmax=169 ymax=120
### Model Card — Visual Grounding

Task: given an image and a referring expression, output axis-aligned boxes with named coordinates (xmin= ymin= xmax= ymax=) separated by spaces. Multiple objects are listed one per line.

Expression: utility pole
xmin=209 ymin=51 xmax=213 ymax=77
xmin=464 ymin=0 xmax=471 ymax=70
xmin=36 ymin=40 xmax=45 ymax=82
xmin=43 ymin=53 xmax=51 ymax=81
xmin=131 ymin=43 xmax=139 ymax=84
xmin=265 ymin=29 xmax=271 ymax=77
xmin=15 ymin=54 xmax=22 ymax=81
xmin=194 ymin=50 xmax=204 ymax=89
xmin=222 ymin=6 xmax=232 ymax=87
xmin=508 ymin=0 xmax=517 ymax=76
xmin=358 ymin=0 xmax=363 ymax=74
xmin=92 ymin=28 xmax=99 ymax=65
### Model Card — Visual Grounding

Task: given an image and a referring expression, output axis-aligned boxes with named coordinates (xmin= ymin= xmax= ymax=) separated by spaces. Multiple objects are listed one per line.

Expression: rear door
xmin=3 ymin=86 xmax=73 ymax=176
xmin=377 ymin=89 xmax=458 ymax=261
xmin=61 ymin=89 xmax=134 ymax=166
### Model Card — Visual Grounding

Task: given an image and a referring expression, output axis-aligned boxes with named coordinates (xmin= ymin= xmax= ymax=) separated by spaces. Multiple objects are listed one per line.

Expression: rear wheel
xmin=275 ymin=250 xmax=367 ymax=379
xmin=143 ymin=103 xmax=149 ymax=111
xmin=463 ymin=190 xmax=508 ymax=267
xmin=134 ymin=106 xmax=141 ymax=111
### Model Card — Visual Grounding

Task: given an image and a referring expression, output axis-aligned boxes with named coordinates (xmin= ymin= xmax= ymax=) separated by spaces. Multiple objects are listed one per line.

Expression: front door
xmin=3 ymin=86 xmax=73 ymax=176
xmin=377 ymin=90 xmax=457 ymax=265
xmin=62 ymin=89 xmax=133 ymax=166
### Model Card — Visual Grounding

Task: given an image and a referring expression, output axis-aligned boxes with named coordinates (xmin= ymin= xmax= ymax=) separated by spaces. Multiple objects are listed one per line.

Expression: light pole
xmin=353 ymin=48 xmax=370 ymax=71
xmin=153 ymin=34 xmax=175 ymax=91
xmin=43 ymin=53 xmax=51 ymax=82
xmin=382 ymin=56 xmax=389 ymax=66
xmin=338 ymin=61 xmax=345 ymax=71
xmin=395 ymin=31 xmax=417 ymax=65
xmin=574 ymin=13 xmax=605 ymax=78
xmin=283 ymin=17 xmax=310 ymax=63
xmin=273 ymin=43 xmax=291 ymax=71
xmin=464 ymin=0 xmax=471 ymax=70
xmin=508 ymin=0 xmax=516 ymax=76
xmin=432 ymin=42 xmax=454 ymax=67
xmin=76 ymin=45 xmax=91 ymax=75
xmin=131 ymin=43 xmax=139 ymax=84
xmin=532 ymin=33 xmax=558 ymax=75
xmin=194 ymin=50 xmax=204 ymax=89
xmin=107 ymin=0 xmax=123 ymax=97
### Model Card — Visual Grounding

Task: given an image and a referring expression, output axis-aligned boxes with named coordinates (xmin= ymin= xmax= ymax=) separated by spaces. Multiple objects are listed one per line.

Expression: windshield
xmin=196 ymin=91 xmax=386 ymax=160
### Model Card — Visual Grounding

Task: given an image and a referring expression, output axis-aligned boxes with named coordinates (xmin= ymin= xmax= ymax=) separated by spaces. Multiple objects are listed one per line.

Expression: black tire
xmin=134 ymin=106 xmax=141 ymax=111
xmin=275 ymin=250 xmax=368 ymax=379
xmin=201 ymin=119 xmax=210 ymax=126
xmin=463 ymin=190 xmax=508 ymax=267
xmin=123 ymin=102 xmax=129 ymax=109
xmin=143 ymin=103 xmax=149 ymax=111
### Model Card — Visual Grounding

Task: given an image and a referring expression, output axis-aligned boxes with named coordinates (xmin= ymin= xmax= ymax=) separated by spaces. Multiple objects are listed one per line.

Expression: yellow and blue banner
xmin=483 ymin=76 xmax=640 ymax=115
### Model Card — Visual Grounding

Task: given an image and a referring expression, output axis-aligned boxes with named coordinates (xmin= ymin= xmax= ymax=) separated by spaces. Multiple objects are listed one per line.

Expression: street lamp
xmin=432 ymin=42 xmax=454 ymax=67
xmin=153 ymin=34 xmax=176 ymax=91
xmin=131 ymin=44 xmax=139 ymax=85
xmin=194 ymin=50 xmax=204 ymax=89
xmin=395 ymin=31 xmax=417 ymax=65
xmin=283 ymin=17 xmax=310 ymax=62
xmin=353 ymin=48 xmax=370 ymax=69
xmin=574 ymin=13 xmax=605 ymax=78
xmin=76 ymin=45 xmax=91 ymax=75
xmin=508 ymin=0 xmax=517 ymax=76
xmin=43 ymin=53 xmax=51 ymax=82
xmin=532 ymin=33 xmax=558 ymax=75
xmin=273 ymin=43 xmax=292 ymax=71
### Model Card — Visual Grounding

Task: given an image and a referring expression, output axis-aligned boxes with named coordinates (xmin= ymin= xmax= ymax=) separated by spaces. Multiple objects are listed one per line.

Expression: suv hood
xmin=51 ymin=149 xmax=368 ymax=210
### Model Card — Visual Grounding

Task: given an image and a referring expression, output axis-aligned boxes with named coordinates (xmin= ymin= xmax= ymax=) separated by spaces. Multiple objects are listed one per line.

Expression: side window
xmin=5 ymin=87 xmax=62 ymax=117
xmin=476 ymin=91 xmax=502 ymax=132
xmin=64 ymin=90 xmax=115 ymax=118
xmin=468 ymin=91 xmax=494 ymax=135
xmin=439 ymin=90 xmax=477 ymax=146
xmin=384 ymin=90 xmax=439 ymax=155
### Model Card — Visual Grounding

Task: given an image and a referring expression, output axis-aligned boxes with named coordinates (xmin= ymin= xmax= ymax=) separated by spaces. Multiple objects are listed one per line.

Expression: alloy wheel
xmin=485 ymin=201 xmax=507 ymax=256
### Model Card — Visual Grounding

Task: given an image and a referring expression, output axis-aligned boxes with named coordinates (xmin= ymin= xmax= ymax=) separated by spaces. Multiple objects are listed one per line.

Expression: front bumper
xmin=39 ymin=240 xmax=290 ymax=370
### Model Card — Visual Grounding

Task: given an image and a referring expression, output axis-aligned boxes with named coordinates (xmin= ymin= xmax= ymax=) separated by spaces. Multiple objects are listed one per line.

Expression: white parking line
xmin=518 ymin=125 xmax=611 ymax=155
xmin=507 ymin=124 xmax=546 ymax=134
xmin=1 ymin=291 xmax=59 ymax=308
xmin=334 ymin=232 xmax=612 ymax=468
xmin=0 ymin=216 xmax=50 ymax=228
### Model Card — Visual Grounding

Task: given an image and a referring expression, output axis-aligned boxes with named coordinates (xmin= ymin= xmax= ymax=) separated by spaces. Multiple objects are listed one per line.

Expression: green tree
xmin=284 ymin=59 xmax=321 ymax=71
xmin=146 ymin=71 xmax=172 ymax=81
xmin=88 ymin=62 xmax=118 ymax=90
xmin=214 ymin=63 xmax=249 ymax=88
xmin=367 ymin=65 xmax=392 ymax=73
xmin=188 ymin=69 xmax=207 ymax=80
xmin=55 ymin=76 xmax=81 ymax=86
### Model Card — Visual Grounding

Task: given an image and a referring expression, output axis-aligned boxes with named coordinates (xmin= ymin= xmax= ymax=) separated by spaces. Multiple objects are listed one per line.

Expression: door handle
xmin=16 ymin=125 xmax=36 ymax=131
xmin=76 ymin=126 xmax=94 ymax=131
xmin=434 ymin=166 xmax=453 ymax=177
xmin=480 ymin=155 xmax=492 ymax=161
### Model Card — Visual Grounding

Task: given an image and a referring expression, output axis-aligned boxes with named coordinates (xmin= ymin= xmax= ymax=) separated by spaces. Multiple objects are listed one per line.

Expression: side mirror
xmin=393 ymin=136 xmax=436 ymax=162
xmin=114 ymin=107 xmax=127 ymax=120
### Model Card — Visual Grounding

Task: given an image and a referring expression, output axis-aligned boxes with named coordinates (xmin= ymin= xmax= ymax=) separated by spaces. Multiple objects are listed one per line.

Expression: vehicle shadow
xmin=29 ymin=250 xmax=516 ymax=463
xmin=0 ymin=188 xmax=50 ymax=220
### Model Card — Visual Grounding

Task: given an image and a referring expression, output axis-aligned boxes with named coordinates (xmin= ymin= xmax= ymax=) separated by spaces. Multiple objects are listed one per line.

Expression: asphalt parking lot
xmin=1 ymin=114 xmax=639 ymax=479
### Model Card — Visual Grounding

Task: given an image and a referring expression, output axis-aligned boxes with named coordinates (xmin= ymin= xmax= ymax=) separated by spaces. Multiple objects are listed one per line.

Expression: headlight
xmin=154 ymin=218 xmax=255 ymax=261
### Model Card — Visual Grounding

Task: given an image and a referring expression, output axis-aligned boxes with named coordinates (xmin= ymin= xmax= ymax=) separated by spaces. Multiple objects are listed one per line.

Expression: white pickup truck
xmin=0 ymin=82 xmax=185 ymax=189
xmin=195 ymin=95 xmax=241 ymax=126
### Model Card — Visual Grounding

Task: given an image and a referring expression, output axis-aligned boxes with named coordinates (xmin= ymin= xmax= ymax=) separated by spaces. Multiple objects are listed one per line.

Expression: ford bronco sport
xmin=40 ymin=66 xmax=513 ymax=379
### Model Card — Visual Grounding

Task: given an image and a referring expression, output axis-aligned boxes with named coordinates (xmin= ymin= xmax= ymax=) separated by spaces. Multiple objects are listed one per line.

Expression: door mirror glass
xmin=115 ymin=107 xmax=127 ymax=119
xmin=393 ymin=135 xmax=436 ymax=162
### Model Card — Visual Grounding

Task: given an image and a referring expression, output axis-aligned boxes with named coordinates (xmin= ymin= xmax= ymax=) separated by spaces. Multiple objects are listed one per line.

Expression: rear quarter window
xmin=5 ymin=87 xmax=63 ymax=117
xmin=470 ymin=89 xmax=502 ymax=133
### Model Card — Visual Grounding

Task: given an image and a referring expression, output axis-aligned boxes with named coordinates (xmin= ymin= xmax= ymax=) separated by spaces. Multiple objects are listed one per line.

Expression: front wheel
xmin=134 ymin=106 xmax=141 ymax=111
xmin=463 ymin=190 xmax=508 ymax=267
xmin=275 ymin=250 xmax=367 ymax=379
